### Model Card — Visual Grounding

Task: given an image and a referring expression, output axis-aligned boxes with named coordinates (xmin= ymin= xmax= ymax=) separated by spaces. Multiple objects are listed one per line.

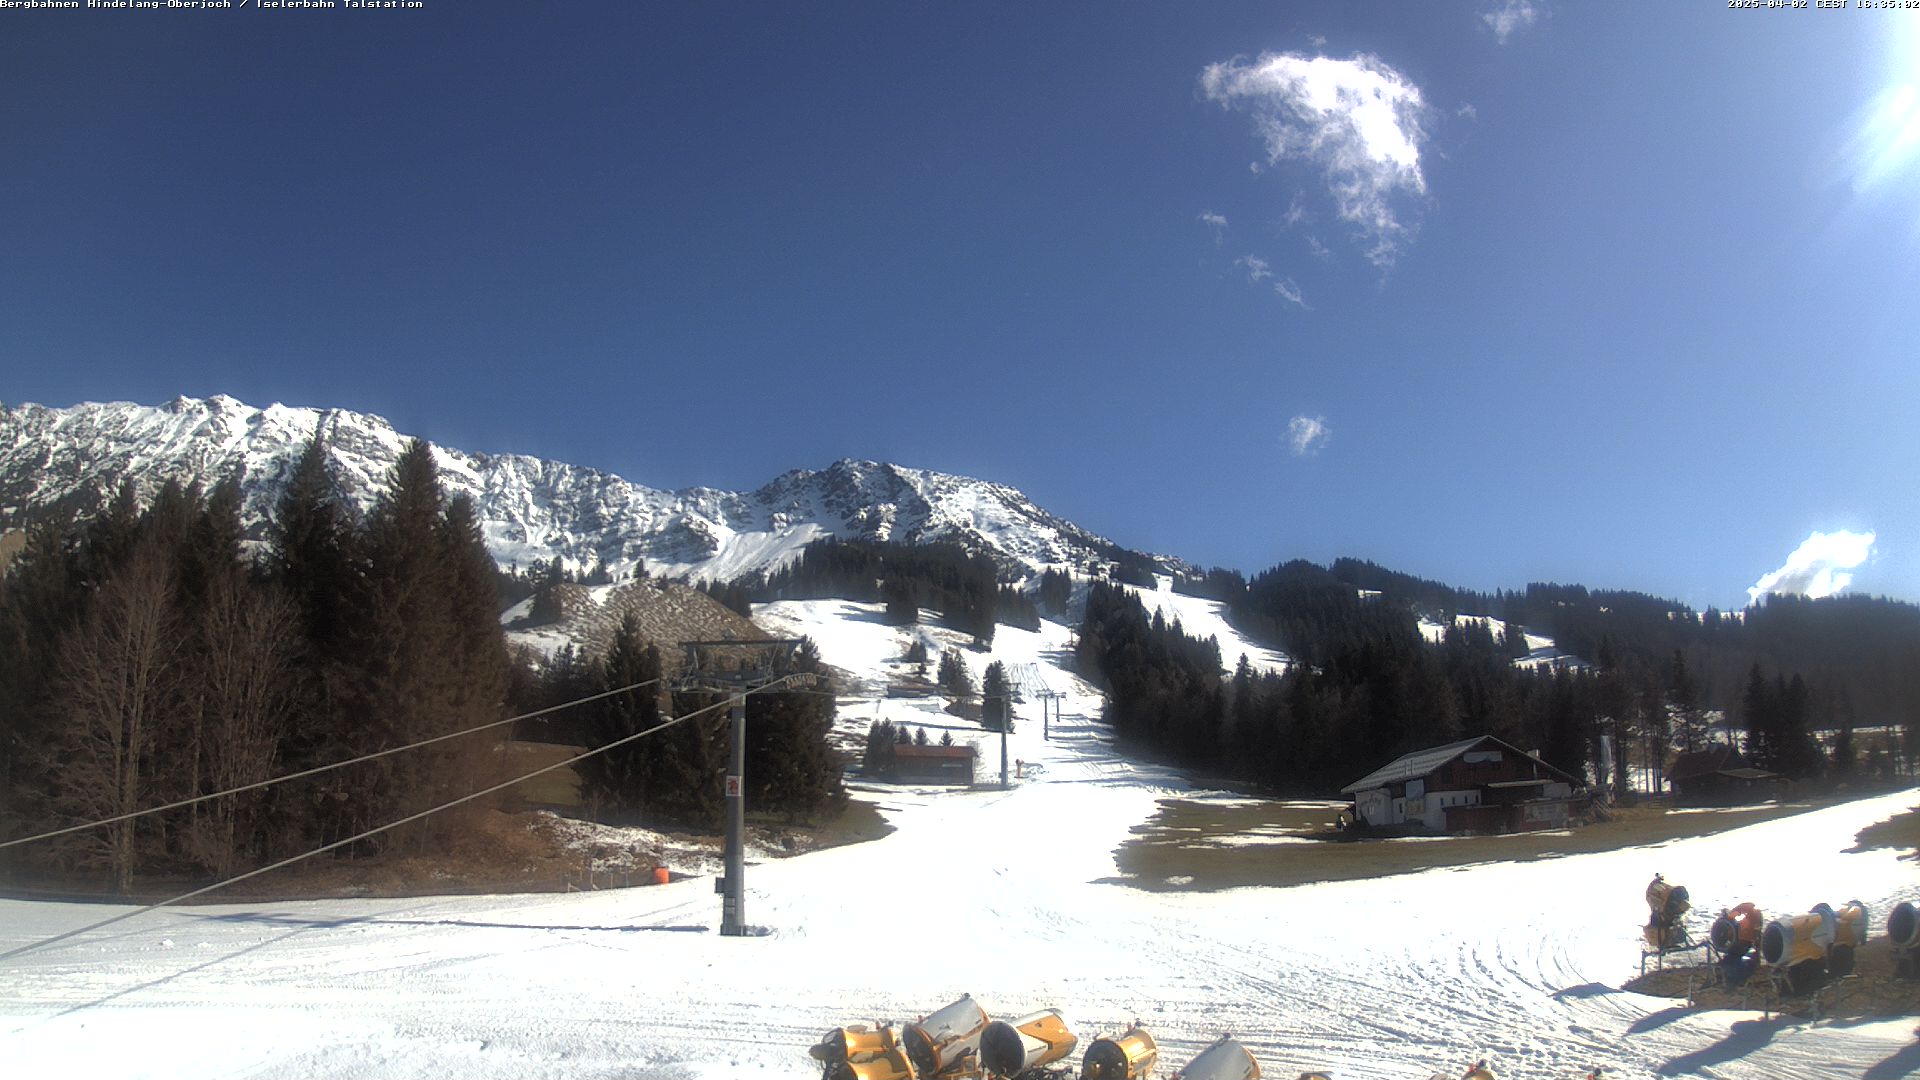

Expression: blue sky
xmin=2 ymin=2 xmax=1916 ymax=609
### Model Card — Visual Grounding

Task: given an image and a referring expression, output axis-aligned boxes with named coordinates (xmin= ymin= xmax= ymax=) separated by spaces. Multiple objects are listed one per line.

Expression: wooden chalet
xmin=1666 ymin=745 xmax=1785 ymax=806
xmin=890 ymin=743 xmax=977 ymax=786
xmin=1341 ymin=734 xmax=1586 ymax=834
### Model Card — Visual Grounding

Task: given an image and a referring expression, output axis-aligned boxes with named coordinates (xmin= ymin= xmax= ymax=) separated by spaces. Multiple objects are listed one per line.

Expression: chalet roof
xmin=1339 ymin=734 xmax=1580 ymax=795
xmin=1668 ymin=745 xmax=1786 ymax=784
xmin=892 ymin=743 xmax=976 ymax=760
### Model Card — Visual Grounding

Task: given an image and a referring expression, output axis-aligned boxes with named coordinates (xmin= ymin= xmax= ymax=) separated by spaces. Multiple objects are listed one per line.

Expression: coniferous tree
xmin=981 ymin=661 xmax=1012 ymax=732
xmin=576 ymin=613 xmax=664 ymax=815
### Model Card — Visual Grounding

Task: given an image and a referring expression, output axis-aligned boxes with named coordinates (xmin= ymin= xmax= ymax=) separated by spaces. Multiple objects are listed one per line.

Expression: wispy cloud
xmin=1201 ymin=51 xmax=1430 ymax=268
xmin=1456 ymin=102 xmax=1479 ymax=121
xmin=1287 ymin=415 xmax=1330 ymax=455
xmin=1199 ymin=210 xmax=1229 ymax=243
xmin=1747 ymin=529 xmax=1876 ymax=605
xmin=1273 ymin=278 xmax=1309 ymax=309
xmin=1235 ymin=254 xmax=1272 ymax=282
xmin=1482 ymin=0 xmax=1538 ymax=45
xmin=1306 ymin=236 xmax=1332 ymax=259
xmin=1281 ymin=192 xmax=1311 ymax=229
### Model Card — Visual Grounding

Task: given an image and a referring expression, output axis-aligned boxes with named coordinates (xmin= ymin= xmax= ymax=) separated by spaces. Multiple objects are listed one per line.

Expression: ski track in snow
xmin=3 ymin=601 xmax=1917 ymax=1079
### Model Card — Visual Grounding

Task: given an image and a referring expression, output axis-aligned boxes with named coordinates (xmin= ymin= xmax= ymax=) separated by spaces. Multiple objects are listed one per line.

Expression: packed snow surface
xmin=3 ymin=603 xmax=1916 ymax=1079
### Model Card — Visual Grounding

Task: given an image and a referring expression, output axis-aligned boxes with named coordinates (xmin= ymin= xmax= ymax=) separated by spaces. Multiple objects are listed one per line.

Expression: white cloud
xmin=1307 ymin=34 xmax=1327 ymax=49
xmin=1287 ymin=415 xmax=1330 ymax=455
xmin=1199 ymin=210 xmax=1228 ymax=243
xmin=1235 ymin=254 xmax=1272 ymax=281
xmin=1747 ymin=529 xmax=1877 ymax=605
xmin=1456 ymin=102 xmax=1478 ymax=121
xmin=1281 ymin=192 xmax=1311 ymax=229
xmin=1306 ymin=236 xmax=1332 ymax=259
xmin=1273 ymin=278 xmax=1309 ymax=309
xmin=1482 ymin=0 xmax=1538 ymax=44
xmin=1201 ymin=52 xmax=1430 ymax=267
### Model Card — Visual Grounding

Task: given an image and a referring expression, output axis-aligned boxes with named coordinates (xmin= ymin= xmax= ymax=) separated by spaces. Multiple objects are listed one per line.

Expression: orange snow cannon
xmin=1169 ymin=1034 xmax=1260 ymax=1079
xmin=1708 ymin=903 xmax=1764 ymax=959
xmin=1642 ymin=874 xmax=1691 ymax=949
xmin=808 ymin=1024 xmax=915 ymax=1080
xmin=1080 ymin=1024 xmax=1158 ymax=1080
xmin=1825 ymin=900 xmax=1870 ymax=977
xmin=980 ymin=1009 xmax=1078 ymax=1078
xmin=903 ymin=994 xmax=991 ymax=1080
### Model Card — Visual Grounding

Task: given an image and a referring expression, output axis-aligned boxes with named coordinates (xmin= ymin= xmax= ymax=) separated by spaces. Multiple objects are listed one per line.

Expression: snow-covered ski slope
xmin=3 ymin=601 xmax=1916 ymax=1079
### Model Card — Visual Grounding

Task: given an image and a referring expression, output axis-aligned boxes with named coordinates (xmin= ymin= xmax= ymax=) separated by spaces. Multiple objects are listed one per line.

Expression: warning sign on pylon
xmin=725 ymin=775 xmax=741 ymax=798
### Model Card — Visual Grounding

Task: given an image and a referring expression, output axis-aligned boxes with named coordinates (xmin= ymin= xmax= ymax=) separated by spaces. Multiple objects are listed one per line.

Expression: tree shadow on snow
xmin=1628 ymin=1005 xmax=1693 ymax=1035
xmin=187 ymin=911 xmax=707 ymax=934
xmin=1550 ymin=982 xmax=1616 ymax=1000
xmin=1865 ymin=1040 xmax=1920 ymax=1080
xmin=1657 ymin=1016 xmax=1789 ymax=1076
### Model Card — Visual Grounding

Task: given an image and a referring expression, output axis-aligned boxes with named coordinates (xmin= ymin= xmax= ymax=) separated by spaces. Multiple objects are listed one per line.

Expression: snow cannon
xmin=1891 ymin=901 xmax=1920 ymax=947
xmin=1643 ymin=875 xmax=1690 ymax=949
xmin=1825 ymin=900 xmax=1869 ymax=978
xmin=1169 ymin=1035 xmax=1260 ymax=1080
xmin=980 ymin=1010 xmax=1077 ymax=1078
xmin=1081 ymin=1025 xmax=1157 ymax=1080
xmin=808 ymin=1024 xmax=915 ymax=1080
xmin=1891 ymin=901 xmax=1920 ymax=979
xmin=1708 ymin=903 xmax=1764 ymax=959
xmin=904 ymin=994 xmax=991 ymax=1079
xmin=1762 ymin=906 xmax=1838 ymax=995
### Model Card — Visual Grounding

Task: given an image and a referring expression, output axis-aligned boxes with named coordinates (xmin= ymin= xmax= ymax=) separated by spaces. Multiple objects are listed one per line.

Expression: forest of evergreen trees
xmin=0 ymin=437 xmax=846 ymax=894
xmin=1089 ymin=557 xmax=1920 ymax=797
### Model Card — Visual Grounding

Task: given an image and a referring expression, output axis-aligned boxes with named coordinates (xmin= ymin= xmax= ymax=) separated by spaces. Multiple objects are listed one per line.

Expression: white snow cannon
xmin=1642 ymin=874 xmax=1691 ymax=949
xmin=980 ymin=1009 xmax=1078 ymax=1078
xmin=903 ymin=994 xmax=992 ymax=1079
xmin=1080 ymin=1024 xmax=1158 ymax=1080
xmin=1824 ymin=900 xmax=1869 ymax=978
xmin=1761 ymin=906 xmax=1838 ymax=995
xmin=1169 ymin=1034 xmax=1260 ymax=1080
xmin=1890 ymin=901 xmax=1920 ymax=979
xmin=808 ymin=1024 xmax=915 ymax=1080
xmin=1708 ymin=903 xmax=1764 ymax=959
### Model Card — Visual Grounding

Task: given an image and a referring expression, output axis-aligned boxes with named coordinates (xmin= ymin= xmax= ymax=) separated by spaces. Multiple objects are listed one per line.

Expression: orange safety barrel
xmin=653 ymin=866 xmax=671 ymax=885
xmin=1082 ymin=1025 xmax=1158 ymax=1080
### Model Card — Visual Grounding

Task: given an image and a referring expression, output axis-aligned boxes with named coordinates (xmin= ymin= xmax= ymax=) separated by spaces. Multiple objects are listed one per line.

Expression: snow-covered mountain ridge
xmin=0 ymin=395 xmax=1181 ymax=583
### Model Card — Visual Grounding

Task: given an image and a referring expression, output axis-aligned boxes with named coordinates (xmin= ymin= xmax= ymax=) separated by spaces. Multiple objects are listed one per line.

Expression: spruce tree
xmin=982 ymin=661 xmax=1012 ymax=732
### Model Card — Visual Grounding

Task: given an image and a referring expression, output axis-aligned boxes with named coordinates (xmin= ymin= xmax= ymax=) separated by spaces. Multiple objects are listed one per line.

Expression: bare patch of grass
xmin=1624 ymin=938 xmax=1920 ymax=1020
xmin=1113 ymin=798 xmax=1836 ymax=892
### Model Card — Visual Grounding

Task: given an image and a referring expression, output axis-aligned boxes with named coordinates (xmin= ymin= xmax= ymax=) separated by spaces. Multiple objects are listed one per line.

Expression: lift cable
xmin=0 ymin=672 xmax=805 ymax=964
xmin=0 ymin=677 xmax=667 ymax=853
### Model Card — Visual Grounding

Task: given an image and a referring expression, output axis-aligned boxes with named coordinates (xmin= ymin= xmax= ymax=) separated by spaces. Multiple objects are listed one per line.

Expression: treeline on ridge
xmin=730 ymin=538 xmax=1039 ymax=641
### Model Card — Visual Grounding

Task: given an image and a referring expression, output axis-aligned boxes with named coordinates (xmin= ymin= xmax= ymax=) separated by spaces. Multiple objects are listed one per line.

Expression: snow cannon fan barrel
xmin=1890 ymin=901 xmax=1920 ymax=948
xmin=904 ymin=994 xmax=991 ymax=1079
xmin=1761 ymin=908 xmax=1837 ymax=967
xmin=1643 ymin=875 xmax=1690 ymax=948
xmin=1825 ymin=900 xmax=1870 ymax=978
xmin=980 ymin=1010 xmax=1078 ymax=1078
xmin=809 ymin=1025 xmax=914 ymax=1080
xmin=1709 ymin=903 xmax=1764 ymax=959
xmin=811 ymin=1025 xmax=895 ymax=1068
xmin=1081 ymin=1025 xmax=1158 ymax=1080
xmin=1169 ymin=1035 xmax=1261 ymax=1080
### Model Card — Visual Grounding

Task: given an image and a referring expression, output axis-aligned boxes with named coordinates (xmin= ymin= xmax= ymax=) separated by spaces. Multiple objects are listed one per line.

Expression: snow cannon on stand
xmin=1080 ymin=1025 xmax=1157 ymax=1080
xmin=1709 ymin=903 xmax=1764 ymax=960
xmin=1824 ymin=901 xmax=1869 ymax=978
xmin=1890 ymin=901 xmax=1920 ymax=979
xmin=1761 ymin=906 xmax=1837 ymax=996
xmin=1639 ymin=875 xmax=1705 ymax=972
xmin=1426 ymin=1062 xmax=1496 ymax=1080
xmin=904 ymin=994 xmax=992 ymax=1080
xmin=980 ymin=1010 xmax=1077 ymax=1079
xmin=1169 ymin=1035 xmax=1260 ymax=1080
xmin=809 ymin=1024 xmax=915 ymax=1080
xmin=1643 ymin=875 xmax=1690 ymax=949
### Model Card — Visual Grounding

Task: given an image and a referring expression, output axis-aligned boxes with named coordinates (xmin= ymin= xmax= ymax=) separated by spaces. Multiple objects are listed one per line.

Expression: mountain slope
xmin=0 ymin=396 xmax=1180 ymax=584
